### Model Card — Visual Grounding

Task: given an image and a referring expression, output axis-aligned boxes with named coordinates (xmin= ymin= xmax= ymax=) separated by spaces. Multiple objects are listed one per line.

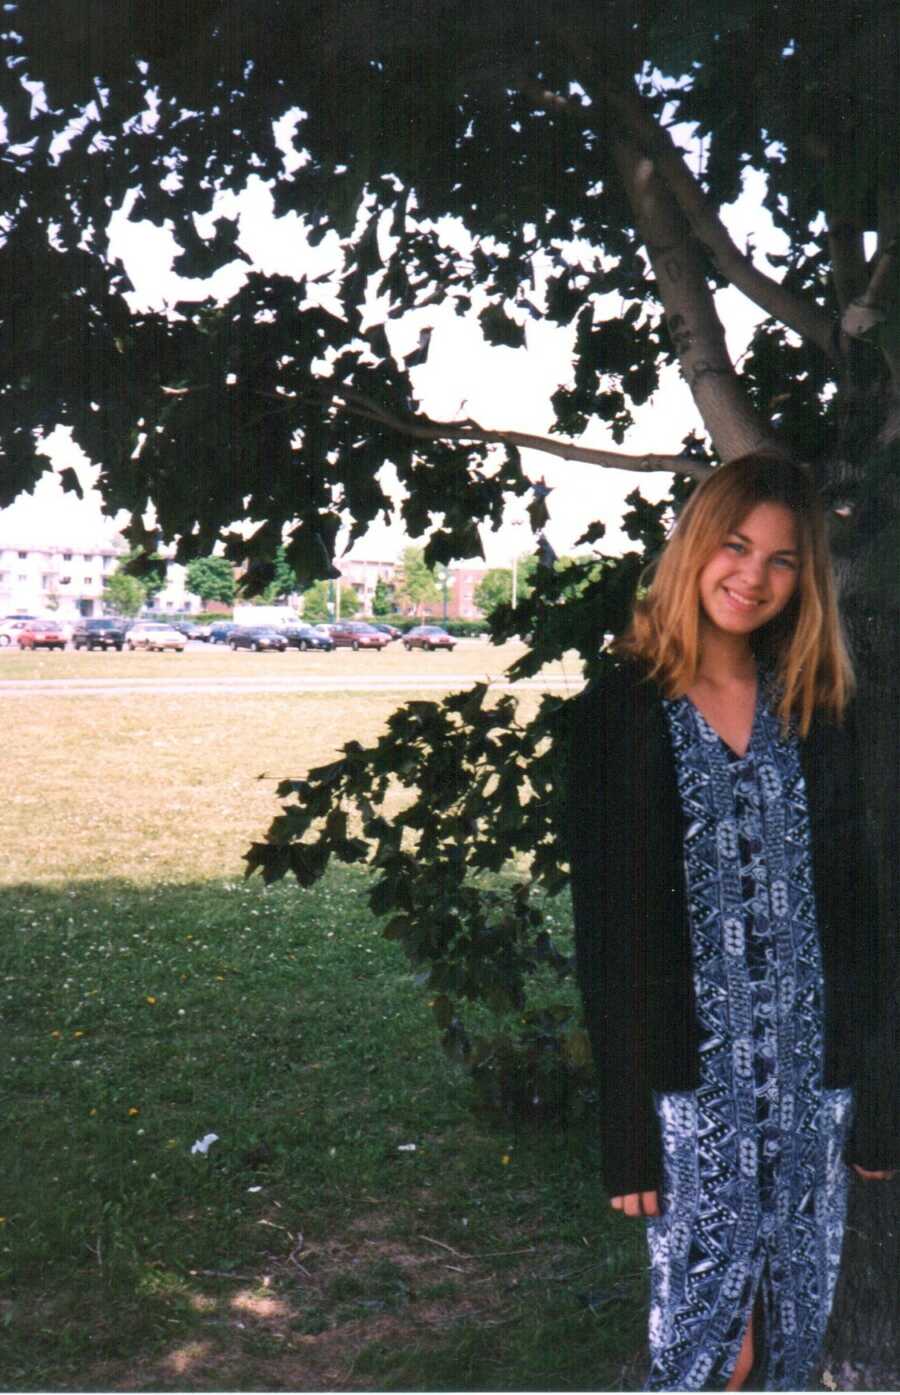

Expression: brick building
xmin=337 ymin=556 xmax=488 ymax=620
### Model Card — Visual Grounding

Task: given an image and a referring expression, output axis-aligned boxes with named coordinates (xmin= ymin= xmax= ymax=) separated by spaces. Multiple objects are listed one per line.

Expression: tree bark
xmin=604 ymin=84 xmax=836 ymax=359
xmin=610 ymin=136 xmax=781 ymax=463
xmin=819 ymin=422 xmax=900 ymax=1390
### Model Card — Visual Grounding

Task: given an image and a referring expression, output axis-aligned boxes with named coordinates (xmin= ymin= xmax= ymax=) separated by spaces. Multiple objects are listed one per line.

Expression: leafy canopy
xmin=184 ymin=556 xmax=237 ymax=606
xmin=103 ymin=571 xmax=146 ymax=618
xmin=5 ymin=0 xmax=898 ymax=587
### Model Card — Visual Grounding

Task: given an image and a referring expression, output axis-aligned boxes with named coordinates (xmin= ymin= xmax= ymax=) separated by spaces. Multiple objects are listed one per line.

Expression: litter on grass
xmin=190 ymin=1133 xmax=220 ymax=1155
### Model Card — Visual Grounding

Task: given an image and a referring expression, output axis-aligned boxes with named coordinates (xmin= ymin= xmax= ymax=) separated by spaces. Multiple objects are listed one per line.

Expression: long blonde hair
xmin=615 ymin=453 xmax=854 ymax=734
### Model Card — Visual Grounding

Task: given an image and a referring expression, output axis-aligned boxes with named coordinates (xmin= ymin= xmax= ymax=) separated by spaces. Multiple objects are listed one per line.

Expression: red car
xmin=17 ymin=619 xmax=67 ymax=650
xmin=403 ymin=625 xmax=456 ymax=651
xmin=329 ymin=621 xmax=390 ymax=650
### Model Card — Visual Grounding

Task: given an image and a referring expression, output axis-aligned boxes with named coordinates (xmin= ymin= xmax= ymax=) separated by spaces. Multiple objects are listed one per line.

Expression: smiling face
xmin=697 ymin=501 xmax=801 ymax=641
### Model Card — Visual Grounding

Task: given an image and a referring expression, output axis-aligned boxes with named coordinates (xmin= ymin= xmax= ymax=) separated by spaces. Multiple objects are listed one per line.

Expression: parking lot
xmin=0 ymin=635 xmax=584 ymax=696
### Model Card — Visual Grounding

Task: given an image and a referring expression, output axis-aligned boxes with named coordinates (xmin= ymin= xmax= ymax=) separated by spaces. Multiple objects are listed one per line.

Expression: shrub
xmin=246 ymin=488 xmax=679 ymax=1118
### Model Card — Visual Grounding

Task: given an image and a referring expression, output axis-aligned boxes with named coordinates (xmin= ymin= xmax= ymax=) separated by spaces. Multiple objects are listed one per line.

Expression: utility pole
xmin=510 ymin=517 xmax=526 ymax=609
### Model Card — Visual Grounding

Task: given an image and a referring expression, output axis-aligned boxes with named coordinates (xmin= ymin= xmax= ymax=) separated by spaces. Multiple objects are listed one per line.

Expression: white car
xmin=0 ymin=617 xmax=36 ymax=647
xmin=126 ymin=622 xmax=186 ymax=652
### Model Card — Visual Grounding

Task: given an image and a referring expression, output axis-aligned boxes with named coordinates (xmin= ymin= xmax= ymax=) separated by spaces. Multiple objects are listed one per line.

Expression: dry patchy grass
xmin=1 ymin=677 xmax=569 ymax=887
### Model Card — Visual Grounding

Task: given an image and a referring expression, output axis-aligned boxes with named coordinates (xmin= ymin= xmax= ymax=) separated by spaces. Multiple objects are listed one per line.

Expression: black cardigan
xmin=567 ymin=658 xmax=895 ymax=1197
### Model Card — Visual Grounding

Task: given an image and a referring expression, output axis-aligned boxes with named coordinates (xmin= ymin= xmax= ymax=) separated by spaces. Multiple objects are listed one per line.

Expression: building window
xmin=42 ymin=575 xmax=53 ymax=590
xmin=63 ymin=552 xmax=73 ymax=562
xmin=18 ymin=551 xmax=27 ymax=559
xmin=60 ymin=576 xmax=71 ymax=586
xmin=18 ymin=573 xmax=27 ymax=583
xmin=84 ymin=554 xmax=94 ymax=563
xmin=83 ymin=576 xmax=93 ymax=586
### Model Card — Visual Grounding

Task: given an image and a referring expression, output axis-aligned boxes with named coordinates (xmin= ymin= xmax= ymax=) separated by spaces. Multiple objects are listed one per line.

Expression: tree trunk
xmin=820 ymin=393 xmax=900 ymax=1389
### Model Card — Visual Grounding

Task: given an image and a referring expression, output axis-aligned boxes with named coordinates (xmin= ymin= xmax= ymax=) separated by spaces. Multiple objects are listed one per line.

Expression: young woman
xmin=567 ymin=454 xmax=896 ymax=1392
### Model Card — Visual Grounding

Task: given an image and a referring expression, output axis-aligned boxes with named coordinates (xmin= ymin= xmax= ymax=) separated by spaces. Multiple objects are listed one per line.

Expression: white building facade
xmin=0 ymin=537 xmax=125 ymax=618
xmin=0 ymin=478 xmax=205 ymax=619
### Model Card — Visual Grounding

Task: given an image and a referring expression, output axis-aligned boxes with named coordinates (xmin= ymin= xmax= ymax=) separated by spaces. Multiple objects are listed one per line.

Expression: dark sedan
xmin=229 ymin=625 xmax=288 ymax=652
xmin=72 ymin=617 xmax=127 ymax=651
xmin=403 ymin=625 xmax=456 ymax=651
xmin=280 ymin=623 xmax=334 ymax=651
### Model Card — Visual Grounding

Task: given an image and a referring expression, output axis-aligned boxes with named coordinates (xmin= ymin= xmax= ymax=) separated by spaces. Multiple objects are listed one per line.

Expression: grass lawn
xmin=1 ymin=647 xmax=648 ymax=1391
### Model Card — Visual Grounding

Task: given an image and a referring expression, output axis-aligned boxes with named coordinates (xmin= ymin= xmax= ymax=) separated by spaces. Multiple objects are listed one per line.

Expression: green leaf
xmin=478 ymin=303 xmax=526 ymax=349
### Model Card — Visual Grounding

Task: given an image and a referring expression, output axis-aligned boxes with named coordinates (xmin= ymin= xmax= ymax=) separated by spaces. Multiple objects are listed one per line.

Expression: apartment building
xmin=337 ymin=557 xmax=398 ymax=611
xmin=0 ymin=538 xmax=126 ymax=618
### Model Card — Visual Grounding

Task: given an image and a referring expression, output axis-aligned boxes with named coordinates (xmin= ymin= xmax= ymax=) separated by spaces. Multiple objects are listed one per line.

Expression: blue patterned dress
xmin=646 ymin=682 xmax=852 ymax=1391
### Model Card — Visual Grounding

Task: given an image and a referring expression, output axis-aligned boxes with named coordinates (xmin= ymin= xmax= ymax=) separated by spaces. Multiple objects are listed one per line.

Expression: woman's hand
xmin=852 ymin=1165 xmax=896 ymax=1181
xmin=610 ymin=1191 xmax=660 ymax=1218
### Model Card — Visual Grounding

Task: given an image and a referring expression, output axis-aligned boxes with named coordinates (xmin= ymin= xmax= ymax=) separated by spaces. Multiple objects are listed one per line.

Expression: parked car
xmin=371 ymin=623 xmax=401 ymax=640
xmin=229 ymin=625 xmax=288 ymax=652
xmin=0 ymin=617 xmax=37 ymax=646
xmin=171 ymin=621 xmax=203 ymax=640
xmin=403 ymin=625 xmax=456 ymax=651
xmin=126 ymin=622 xmax=186 ymax=652
xmin=280 ymin=623 xmax=334 ymax=652
xmin=208 ymin=621 xmax=237 ymax=644
xmin=72 ymin=617 xmax=127 ymax=651
xmin=329 ymin=621 xmax=390 ymax=650
xmin=16 ymin=619 xmax=67 ymax=650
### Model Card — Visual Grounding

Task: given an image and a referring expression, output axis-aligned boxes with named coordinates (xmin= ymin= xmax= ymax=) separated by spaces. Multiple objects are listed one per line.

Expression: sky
xmin=10 ymin=139 xmax=789 ymax=572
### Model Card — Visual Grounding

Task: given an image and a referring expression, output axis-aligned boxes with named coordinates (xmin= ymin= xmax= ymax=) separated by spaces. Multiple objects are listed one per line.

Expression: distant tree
xmin=299 ymin=580 xmax=329 ymax=623
xmin=103 ymin=571 xmax=146 ymax=617
xmin=474 ymin=554 xmax=538 ymax=616
xmin=300 ymin=579 xmax=360 ymax=622
xmin=257 ymin=545 xmax=299 ymax=603
xmin=371 ymin=576 xmax=394 ymax=618
xmin=185 ymin=555 xmax=236 ymax=605
xmin=115 ymin=547 xmax=166 ymax=605
xmin=338 ymin=586 xmax=362 ymax=619
xmin=396 ymin=547 xmax=440 ymax=615
xmin=473 ymin=568 xmax=512 ymax=616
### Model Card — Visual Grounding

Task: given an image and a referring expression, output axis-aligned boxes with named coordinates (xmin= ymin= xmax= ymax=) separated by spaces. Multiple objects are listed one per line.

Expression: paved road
xmin=0 ymin=672 xmax=583 ymax=698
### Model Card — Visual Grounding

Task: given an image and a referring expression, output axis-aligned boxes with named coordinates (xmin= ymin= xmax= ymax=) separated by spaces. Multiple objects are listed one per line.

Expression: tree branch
xmin=827 ymin=219 xmax=869 ymax=314
xmin=838 ymin=173 xmax=900 ymax=384
xmin=516 ymin=79 xmax=785 ymax=462
xmin=315 ymin=384 xmax=714 ymax=480
xmin=609 ymin=135 xmax=783 ymax=463
xmin=602 ymin=84 xmax=837 ymax=359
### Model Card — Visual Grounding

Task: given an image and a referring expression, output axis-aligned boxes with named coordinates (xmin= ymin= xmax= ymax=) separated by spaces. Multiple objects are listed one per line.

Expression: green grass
xmin=1 ymin=873 xmax=648 ymax=1390
xmin=0 ymin=654 xmax=646 ymax=1390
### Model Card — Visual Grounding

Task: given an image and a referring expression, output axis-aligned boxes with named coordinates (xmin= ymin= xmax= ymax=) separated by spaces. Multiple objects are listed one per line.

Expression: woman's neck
xmin=694 ymin=626 xmax=757 ymax=688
